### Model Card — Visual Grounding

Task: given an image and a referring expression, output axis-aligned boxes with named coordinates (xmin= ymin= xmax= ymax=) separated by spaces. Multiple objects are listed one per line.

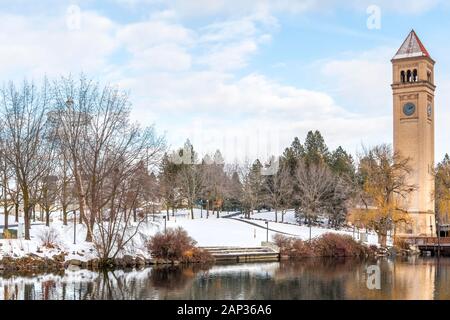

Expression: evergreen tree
xmin=159 ymin=153 xmax=181 ymax=220
xmin=329 ymin=146 xmax=355 ymax=178
xmin=249 ymin=159 xmax=264 ymax=213
xmin=304 ymin=130 xmax=330 ymax=166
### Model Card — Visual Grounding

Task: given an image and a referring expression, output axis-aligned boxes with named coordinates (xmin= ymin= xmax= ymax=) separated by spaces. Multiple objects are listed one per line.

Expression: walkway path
xmin=224 ymin=216 xmax=302 ymax=238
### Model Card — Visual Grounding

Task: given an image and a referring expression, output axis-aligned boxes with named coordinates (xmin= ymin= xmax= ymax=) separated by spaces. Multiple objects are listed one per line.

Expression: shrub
xmin=181 ymin=247 xmax=214 ymax=263
xmin=273 ymin=232 xmax=374 ymax=258
xmin=148 ymin=227 xmax=214 ymax=263
xmin=394 ymin=237 xmax=410 ymax=250
xmin=37 ymin=227 xmax=61 ymax=249
xmin=2 ymin=230 xmax=13 ymax=239
xmin=311 ymin=233 xmax=365 ymax=257
xmin=273 ymin=234 xmax=293 ymax=255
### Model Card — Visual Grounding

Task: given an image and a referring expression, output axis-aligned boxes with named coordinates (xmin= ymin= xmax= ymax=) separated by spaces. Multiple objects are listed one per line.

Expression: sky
xmin=1 ymin=0 xmax=450 ymax=164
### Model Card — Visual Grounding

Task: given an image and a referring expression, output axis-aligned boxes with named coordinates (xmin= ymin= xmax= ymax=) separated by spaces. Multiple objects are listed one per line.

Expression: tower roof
xmin=393 ymin=30 xmax=431 ymax=60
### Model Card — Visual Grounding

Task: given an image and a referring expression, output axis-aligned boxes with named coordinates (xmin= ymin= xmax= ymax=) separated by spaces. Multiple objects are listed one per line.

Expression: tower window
xmin=427 ymin=71 xmax=432 ymax=83
xmin=401 ymin=71 xmax=406 ymax=83
xmin=413 ymin=69 xmax=418 ymax=82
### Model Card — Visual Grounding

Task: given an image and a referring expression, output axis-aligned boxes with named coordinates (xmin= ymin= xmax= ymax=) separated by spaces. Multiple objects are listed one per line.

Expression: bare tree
xmin=356 ymin=144 xmax=415 ymax=246
xmin=0 ymin=133 xmax=14 ymax=232
xmin=51 ymin=76 xmax=165 ymax=242
xmin=264 ymin=159 xmax=292 ymax=222
xmin=178 ymin=164 xmax=204 ymax=219
xmin=202 ymin=151 xmax=227 ymax=218
xmin=0 ymin=81 xmax=55 ymax=240
xmin=37 ymin=174 xmax=60 ymax=227
xmin=294 ymin=160 xmax=337 ymax=227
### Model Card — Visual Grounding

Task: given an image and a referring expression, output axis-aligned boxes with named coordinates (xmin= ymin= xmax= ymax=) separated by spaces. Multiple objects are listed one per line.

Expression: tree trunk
xmin=379 ymin=234 xmax=387 ymax=247
xmin=190 ymin=206 xmax=194 ymax=219
xmin=166 ymin=207 xmax=170 ymax=221
xmin=74 ymin=164 xmax=90 ymax=241
xmin=15 ymin=203 xmax=19 ymax=223
xmin=3 ymin=187 xmax=8 ymax=232
xmin=275 ymin=208 xmax=278 ymax=223
xmin=63 ymin=204 xmax=68 ymax=226
xmin=23 ymin=192 xmax=31 ymax=240
xmin=133 ymin=207 xmax=137 ymax=222
xmin=45 ymin=209 xmax=50 ymax=227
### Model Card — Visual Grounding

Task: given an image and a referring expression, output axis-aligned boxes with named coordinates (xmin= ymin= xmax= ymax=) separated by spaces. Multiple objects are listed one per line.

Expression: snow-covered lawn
xmin=161 ymin=209 xmax=381 ymax=246
xmin=0 ymin=213 xmax=25 ymax=226
xmin=1 ymin=208 xmax=383 ymax=261
xmin=249 ymin=210 xmax=297 ymax=224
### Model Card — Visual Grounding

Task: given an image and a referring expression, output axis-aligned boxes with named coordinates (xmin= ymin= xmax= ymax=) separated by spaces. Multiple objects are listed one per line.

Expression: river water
xmin=1 ymin=257 xmax=449 ymax=300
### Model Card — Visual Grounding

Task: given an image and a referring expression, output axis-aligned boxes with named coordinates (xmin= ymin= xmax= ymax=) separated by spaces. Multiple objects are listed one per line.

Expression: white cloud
xmin=318 ymin=47 xmax=393 ymax=115
xmin=0 ymin=2 xmax=435 ymax=163
xmin=116 ymin=0 xmax=445 ymax=16
xmin=199 ymin=40 xmax=258 ymax=71
xmin=0 ymin=11 xmax=117 ymax=79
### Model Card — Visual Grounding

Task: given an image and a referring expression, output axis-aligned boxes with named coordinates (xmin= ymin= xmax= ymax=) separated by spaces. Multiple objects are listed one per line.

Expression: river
xmin=1 ymin=257 xmax=449 ymax=300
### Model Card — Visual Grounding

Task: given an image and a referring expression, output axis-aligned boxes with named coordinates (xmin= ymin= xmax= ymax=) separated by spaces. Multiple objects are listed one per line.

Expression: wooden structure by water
xmin=201 ymin=246 xmax=280 ymax=262
xmin=405 ymin=237 xmax=450 ymax=256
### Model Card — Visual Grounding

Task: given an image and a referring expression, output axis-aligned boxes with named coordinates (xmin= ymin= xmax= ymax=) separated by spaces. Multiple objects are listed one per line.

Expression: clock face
xmin=427 ymin=104 xmax=432 ymax=118
xmin=403 ymin=102 xmax=416 ymax=116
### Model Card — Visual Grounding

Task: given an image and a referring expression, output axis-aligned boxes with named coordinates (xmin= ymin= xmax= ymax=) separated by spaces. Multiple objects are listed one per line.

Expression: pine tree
xmin=304 ymin=130 xmax=330 ymax=166
xmin=249 ymin=159 xmax=264 ymax=213
xmin=329 ymin=146 xmax=355 ymax=178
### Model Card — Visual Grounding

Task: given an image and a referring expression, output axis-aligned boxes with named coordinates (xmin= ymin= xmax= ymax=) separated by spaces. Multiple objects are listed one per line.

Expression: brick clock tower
xmin=392 ymin=30 xmax=436 ymax=237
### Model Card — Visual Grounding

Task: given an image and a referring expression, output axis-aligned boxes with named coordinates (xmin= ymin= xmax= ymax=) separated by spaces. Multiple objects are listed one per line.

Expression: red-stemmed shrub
xmin=273 ymin=233 xmax=375 ymax=258
xmin=148 ymin=227 xmax=214 ymax=263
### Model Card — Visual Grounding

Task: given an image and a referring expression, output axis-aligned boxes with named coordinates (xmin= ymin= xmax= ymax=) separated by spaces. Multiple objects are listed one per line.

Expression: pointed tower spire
xmin=393 ymin=29 xmax=431 ymax=60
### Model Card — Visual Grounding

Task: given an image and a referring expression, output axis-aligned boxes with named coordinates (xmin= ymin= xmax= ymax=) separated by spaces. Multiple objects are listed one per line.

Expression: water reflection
xmin=1 ymin=257 xmax=450 ymax=300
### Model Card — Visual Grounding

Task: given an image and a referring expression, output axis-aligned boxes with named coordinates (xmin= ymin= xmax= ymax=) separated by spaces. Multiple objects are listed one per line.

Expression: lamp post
xmin=437 ymin=214 xmax=441 ymax=257
xmin=73 ymin=210 xmax=76 ymax=245
xmin=265 ymin=221 xmax=269 ymax=242
xmin=163 ymin=216 xmax=167 ymax=234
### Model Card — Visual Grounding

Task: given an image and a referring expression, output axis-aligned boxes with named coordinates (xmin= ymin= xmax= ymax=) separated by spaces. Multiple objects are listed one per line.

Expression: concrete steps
xmin=201 ymin=246 xmax=280 ymax=263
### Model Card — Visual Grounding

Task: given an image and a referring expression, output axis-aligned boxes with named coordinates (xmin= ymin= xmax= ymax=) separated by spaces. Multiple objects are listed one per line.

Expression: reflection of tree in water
xmin=179 ymin=258 xmax=382 ymax=300
xmin=2 ymin=258 xmax=450 ymax=299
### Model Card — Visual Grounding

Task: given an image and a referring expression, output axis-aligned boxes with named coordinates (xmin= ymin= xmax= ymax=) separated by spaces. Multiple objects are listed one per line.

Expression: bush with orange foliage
xmin=148 ymin=227 xmax=214 ymax=263
xmin=274 ymin=233 xmax=375 ymax=258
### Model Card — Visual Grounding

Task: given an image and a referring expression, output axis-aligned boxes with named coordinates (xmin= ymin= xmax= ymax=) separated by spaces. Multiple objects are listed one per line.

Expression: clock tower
xmin=392 ymin=30 xmax=436 ymax=237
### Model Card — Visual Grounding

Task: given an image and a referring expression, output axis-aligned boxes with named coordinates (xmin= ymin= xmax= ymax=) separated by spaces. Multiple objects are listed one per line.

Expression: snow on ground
xmin=249 ymin=210 xmax=297 ymax=224
xmin=1 ymin=208 xmax=384 ymax=261
xmin=0 ymin=218 xmax=156 ymax=261
xmin=0 ymin=213 xmax=25 ymax=226
xmin=160 ymin=209 xmax=381 ymax=246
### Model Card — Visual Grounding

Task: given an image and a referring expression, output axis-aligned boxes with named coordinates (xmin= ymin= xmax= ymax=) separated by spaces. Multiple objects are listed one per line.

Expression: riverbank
xmin=1 ymin=209 xmax=386 ymax=271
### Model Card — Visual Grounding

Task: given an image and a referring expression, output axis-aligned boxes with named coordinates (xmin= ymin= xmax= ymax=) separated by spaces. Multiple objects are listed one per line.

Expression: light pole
xmin=265 ymin=221 xmax=269 ymax=242
xmin=309 ymin=223 xmax=312 ymax=242
xmin=73 ymin=210 xmax=76 ymax=245
xmin=163 ymin=216 xmax=167 ymax=234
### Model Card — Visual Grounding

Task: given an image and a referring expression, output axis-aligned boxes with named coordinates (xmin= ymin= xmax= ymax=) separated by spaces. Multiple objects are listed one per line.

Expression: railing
xmin=403 ymin=237 xmax=450 ymax=246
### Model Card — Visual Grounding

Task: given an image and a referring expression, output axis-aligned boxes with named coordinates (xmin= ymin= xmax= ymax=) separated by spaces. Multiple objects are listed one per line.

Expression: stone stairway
xmin=201 ymin=246 xmax=280 ymax=263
